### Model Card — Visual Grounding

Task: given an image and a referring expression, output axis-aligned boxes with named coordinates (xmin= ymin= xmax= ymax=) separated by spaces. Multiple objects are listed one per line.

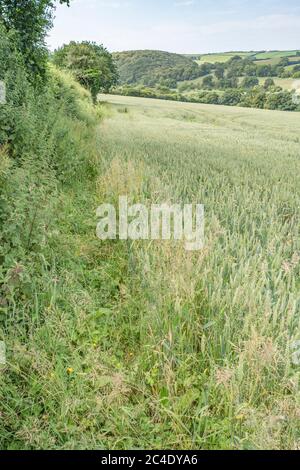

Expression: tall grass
xmin=91 ymin=94 xmax=300 ymax=450
xmin=1 ymin=85 xmax=299 ymax=449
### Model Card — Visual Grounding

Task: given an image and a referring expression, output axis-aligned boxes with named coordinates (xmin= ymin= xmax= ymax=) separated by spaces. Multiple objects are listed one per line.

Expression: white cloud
xmin=175 ymin=0 xmax=195 ymax=6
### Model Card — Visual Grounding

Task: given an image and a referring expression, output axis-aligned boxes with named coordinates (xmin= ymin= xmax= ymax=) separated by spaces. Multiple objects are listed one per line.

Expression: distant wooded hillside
xmin=113 ymin=50 xmax=203 ymax=87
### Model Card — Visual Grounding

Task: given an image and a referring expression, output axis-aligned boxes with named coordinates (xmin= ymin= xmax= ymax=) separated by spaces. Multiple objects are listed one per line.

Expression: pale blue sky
xmin=48 ymin=0 xmax=300 ymax=53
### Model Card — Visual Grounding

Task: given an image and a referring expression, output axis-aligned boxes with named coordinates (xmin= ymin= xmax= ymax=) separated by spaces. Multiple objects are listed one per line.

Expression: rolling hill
xmin=113 ymin=50 xmax=203 ymax=86
xmin=113 ymin=49 xmax=300 ymax=92
xmin=112 ymin=49 xmax=300 ymax=112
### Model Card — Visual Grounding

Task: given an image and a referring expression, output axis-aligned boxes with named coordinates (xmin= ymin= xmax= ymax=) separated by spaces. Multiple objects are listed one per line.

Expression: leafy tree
xmin=113 ymin=50 xmax=203 ymax=86
xmin=0 ymin=0 xmax=70 ymax=83
xmin=214 ymin=65 xmax=224 ymax=80
xmin=265 ymin=91 xmax=298 ymax=111
xmin=220 ymin=89 xmax=242 ymax=106
xmin=241 ymin=76 xmax=259 ymax=89
xmin=279 ymin=69 xmax=292 ymax=78
xmin=256 ymin=64 xmax=273 ymax=77
xmin=53 ymin=41 xmax=118 ymax=101
xmin=227 ymin=55 xmax=243 ymax=64
xmin=278 ymin=57 xmax=289 ymax=67
xmin=197 ymin=91 xmax=219 ymax=104
xmin=202 ymin=75 xmax=214 ymax=90
xmin=203 ymin=92 xmax=219 ymax=104
xmin=159 ymin=78 xmax=177 ymax=88
xmin=243 ymin=63 xmax=257 ymax=77
xmin=217 ymin=77 xmax=238 ymax=89
xmin=198 ymin=62 xmax=214 ymax=77
xmin=263 ymin=78 xmax=275 ymax=89
xmin=240 ymin=89 xmax=266 ymax=109
xmin=270 ymin=64 xmax=279 ymax=76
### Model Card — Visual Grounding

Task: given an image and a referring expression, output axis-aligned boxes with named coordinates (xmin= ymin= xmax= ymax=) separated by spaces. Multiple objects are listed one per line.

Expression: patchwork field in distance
xmin=96 ymin=94 xmax=300 ymax=449
xmin=194 ymin=50 xmax=300 ymax=64
xmin=195 ymin=52 xmax=254 ymax=64
xmin=178 ymin=76 xmax=298 ymax=91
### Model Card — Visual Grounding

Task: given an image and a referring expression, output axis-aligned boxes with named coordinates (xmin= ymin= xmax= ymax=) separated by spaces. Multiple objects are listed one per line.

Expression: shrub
xmin=204 ymin=91 xmax=220 ymax=104
xmin=197 ymin=91 xmax=220 ymax=104
xmin=220 ymin=89 xmax=243 ymax=106
xmin=202 ymin=75 xmax=214 ymax=90
xmin=265 ymin=91 xmax=298 ymax=111
xmin=263 ymin=78 xmax=275 ymax=90
xmin=241 ymin=76 xmax=259 ymax=89
xmin=52 ymin=41 xmax=118 ymax=102
xmin=0 ymin=26 xmax=100 ymax=325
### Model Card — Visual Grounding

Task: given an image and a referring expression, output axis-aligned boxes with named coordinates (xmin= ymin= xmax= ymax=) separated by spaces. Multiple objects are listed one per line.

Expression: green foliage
xmin=198 ymin=91 xmax=219 ymax=104
xmin=113 ymin=50 xmax=203 ymax=87
xmin=220 ymin=89 xmax=242 ymax=106
xmin=279 ymin=66 xmax=295 ymax=78
xmin=0 ymin=26 xmax=100 ymax=325
xmin=112 ymin=85 xmax=184 ymax=103
xmin=111 ymin=50 xmax=299 ymax=112
xmin=214 ymin=65 xmax=225 ymax=80
xmin=263 ymin=78 xmax=275 ymax=89
xmin=1 ymin=0 xmax=300 ymax=447
xmin=258 ymin=65 xmax=273 ymax=76
xmin=0 ymin=0 xmax=70 ymax=84
xmin=265 ymin=91 xmax=298 ymax=111
xmin=278 ymin=57 xmax=290 ymax=67
xmin=52 ymin=41 xmax=118 ymax=102
xmin=115 ymin=81 xmax=300 ymax=112
xmin=83 ymin=93 xmax=300 ymax=449
xmin=202 ymin=75 xmax=214 ymax=90
xmin=241 ymin=76 xmax=259 ymax=89
xmin=239 ymin=88 xmax=266 ymax=108
xmin=216 ymin=77 xmax=238 ymax=89
xmin=0 ymin=23 xmax=34 ymax=151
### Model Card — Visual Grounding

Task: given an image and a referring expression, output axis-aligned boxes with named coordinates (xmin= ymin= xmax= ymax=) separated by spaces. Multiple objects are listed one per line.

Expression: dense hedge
xmin=112 ymin=84 xmax=300 ymax=111
xmin=0 ymin=24 xmax=99 ymax=325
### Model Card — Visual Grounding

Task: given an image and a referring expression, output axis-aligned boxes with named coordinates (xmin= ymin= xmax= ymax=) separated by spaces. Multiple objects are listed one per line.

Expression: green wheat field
xmin=96 ymin=94 xmax=300 ymax=448
xmin=2 ymin=90 xmax=300 ymax=450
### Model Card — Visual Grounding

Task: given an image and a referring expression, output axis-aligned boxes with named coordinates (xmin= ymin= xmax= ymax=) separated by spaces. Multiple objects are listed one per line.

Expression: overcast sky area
xmin=48 ymin=0 xmax=300 ymax=53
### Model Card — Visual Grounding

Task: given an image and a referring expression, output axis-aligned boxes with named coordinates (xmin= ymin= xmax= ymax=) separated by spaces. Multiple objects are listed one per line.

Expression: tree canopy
xmin=113 ymin=50 xmax=203 ymax=87
xmin=0 ymin=0 xmax=71 ymax=82
xmin=52 ymin=41 xmax=118 ymax=101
